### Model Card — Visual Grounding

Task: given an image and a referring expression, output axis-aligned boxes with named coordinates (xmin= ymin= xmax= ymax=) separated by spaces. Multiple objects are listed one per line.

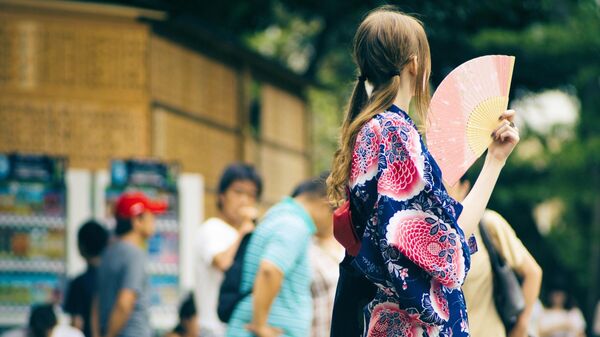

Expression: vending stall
xmin=0 ymin=154 xmax=68 ymax=326
xmin=0 ymin=154 xmax=202 ymax=335
xmin=96 ymin=159 xmax=201 ymax=331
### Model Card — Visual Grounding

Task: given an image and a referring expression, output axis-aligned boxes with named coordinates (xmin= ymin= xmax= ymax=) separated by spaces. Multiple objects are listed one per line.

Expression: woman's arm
xmin=457 ymin=155 xmax=505 ymax=236
xmin=458 ymin=110 xmax=520 ymax=237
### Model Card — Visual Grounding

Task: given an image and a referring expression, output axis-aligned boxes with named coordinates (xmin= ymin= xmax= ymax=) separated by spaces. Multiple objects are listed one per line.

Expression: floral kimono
xmin=349 ymin=104 xmax=473 ymax=337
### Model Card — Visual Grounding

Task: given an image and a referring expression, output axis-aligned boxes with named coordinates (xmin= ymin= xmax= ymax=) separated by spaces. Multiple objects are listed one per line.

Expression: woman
xmin=327 ymin=6 xmax=520 ymax=337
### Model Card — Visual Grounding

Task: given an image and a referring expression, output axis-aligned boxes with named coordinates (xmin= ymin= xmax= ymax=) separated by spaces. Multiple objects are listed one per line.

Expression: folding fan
xmin=426 ymin=55 xmax=515 ymax=186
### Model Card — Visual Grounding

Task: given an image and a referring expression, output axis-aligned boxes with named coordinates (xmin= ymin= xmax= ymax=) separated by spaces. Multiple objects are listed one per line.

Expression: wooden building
xmin=0 ymin=0 xmax=312 ymax=217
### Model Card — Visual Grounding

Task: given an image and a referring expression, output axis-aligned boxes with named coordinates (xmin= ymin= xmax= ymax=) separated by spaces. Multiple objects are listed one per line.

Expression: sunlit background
xmin=0 ymin=0 xmax=598 ymax=335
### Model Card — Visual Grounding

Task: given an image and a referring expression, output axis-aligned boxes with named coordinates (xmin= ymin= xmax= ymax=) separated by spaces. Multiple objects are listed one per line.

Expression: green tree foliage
xmin=470 ymin=0 xmax=600 ymax=316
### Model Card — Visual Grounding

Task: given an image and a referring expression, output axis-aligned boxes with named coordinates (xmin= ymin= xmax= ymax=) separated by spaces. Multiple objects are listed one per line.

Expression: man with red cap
xmin=91 ymin=192 xmax=167 ymax=337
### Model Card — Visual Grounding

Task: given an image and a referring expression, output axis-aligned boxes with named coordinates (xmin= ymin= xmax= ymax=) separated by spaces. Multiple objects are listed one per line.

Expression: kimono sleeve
xmin=376 ymin=114 xmax=468 ymax=290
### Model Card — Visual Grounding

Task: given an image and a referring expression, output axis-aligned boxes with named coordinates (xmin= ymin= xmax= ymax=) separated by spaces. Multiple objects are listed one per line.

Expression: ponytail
xmin=327 ymin=7 xmax=431 ymax=205
xmin=328 ymin=75 xmax=402 ymax=204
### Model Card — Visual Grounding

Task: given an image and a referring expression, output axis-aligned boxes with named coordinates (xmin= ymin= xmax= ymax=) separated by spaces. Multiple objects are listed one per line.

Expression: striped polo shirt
xmin=226 ymin=197 xmax=317 ymax=337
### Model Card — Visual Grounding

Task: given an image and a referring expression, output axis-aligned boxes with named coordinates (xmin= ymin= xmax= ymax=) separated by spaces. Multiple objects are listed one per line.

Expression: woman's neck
xmin=393 ymin=68 xmax=415 ymax=113
xmin=393 ymin=93 xmax=411 ymax=113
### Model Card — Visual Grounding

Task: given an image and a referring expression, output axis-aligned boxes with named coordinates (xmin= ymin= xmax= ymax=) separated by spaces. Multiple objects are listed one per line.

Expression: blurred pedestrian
xmin=464 ymin=209 xmax=542 ymax=337
xmin=195 ymin=163 xmax=262 ymax=337
xmin=64 ymin=220 xmax=109 ymax=337
xmin=226 ymin=174 xmax=332 ymax=337
xmin=538 ymin=289 xmax=586 ymax=337
xmin=291 ymin=176 xmax=344 ymax=337
xmin=328 ymin=6 xmax=519 ymax=337
xmin=165 ymin=295 xmax=199 ymax=337
xmin=450 ymin=180 xmax=543 ymax=337
xmin=530 ymin=300 xmax=545 ymax=337
xmin=1 ymin=304 xmax=83 ymax=337
xmin=91 ymin=192 xmax=167 ymax=337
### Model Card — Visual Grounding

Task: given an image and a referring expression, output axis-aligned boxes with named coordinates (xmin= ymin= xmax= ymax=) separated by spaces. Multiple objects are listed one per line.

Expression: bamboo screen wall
xmin=0 ymin=10 xmax=150 ymax=168
xmin=257 ymin=84 xmax=310 ymax=204
xmin=152 ymin=107 xmax=240 ymax=217
xmin=149 ymin=36 xmax=239 ymax=129
xmin=0 ymin=4 xmax=311 ymax=218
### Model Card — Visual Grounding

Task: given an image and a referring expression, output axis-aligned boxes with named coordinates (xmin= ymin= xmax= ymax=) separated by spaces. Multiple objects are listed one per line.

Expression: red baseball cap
xmin=115 ymin=192 xmax=168 ymax=219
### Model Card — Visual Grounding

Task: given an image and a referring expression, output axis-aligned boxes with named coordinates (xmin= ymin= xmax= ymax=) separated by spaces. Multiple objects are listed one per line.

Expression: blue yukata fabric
xmin=348 ymin=104 xmax=473 ymax=337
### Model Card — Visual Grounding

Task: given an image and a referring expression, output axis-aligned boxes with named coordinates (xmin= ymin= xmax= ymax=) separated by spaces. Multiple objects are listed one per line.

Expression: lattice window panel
xmin=0 ymin=11 xmax=147 ymax=99
xmin=0 ymin=99 xmax=149 ymax=169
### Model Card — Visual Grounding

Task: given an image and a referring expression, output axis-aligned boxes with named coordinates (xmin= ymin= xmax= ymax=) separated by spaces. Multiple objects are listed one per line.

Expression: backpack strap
xmin=479 ymin=222 xmax=506 ymax=267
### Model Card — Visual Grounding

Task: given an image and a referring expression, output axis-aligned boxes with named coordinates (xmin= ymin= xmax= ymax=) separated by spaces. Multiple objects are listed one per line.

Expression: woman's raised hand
xmin=488 ymin=109 xmax=520 ymax=164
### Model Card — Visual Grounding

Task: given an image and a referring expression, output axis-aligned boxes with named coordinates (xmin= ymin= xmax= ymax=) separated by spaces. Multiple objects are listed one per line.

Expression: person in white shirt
xmin=195 ymin=163 xmax=263 ymax=337
xmin=538 ymin=289 xmax=586 ymax=337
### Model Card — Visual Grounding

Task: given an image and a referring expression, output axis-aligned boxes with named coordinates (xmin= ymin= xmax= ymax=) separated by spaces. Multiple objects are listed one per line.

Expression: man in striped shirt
xmin=226 ymin=174 xmax=332 ymax=337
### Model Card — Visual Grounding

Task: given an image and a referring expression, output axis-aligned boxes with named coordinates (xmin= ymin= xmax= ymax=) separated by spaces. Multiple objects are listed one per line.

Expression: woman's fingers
xmin=497 ymin=128 xmax=520 ymax=143
xmin=492 ymin=121 xmax=519 ymax=143
xmin=492 ymin=121 xmax=512 ymax=138
xmin=499 ymin=109 xmax=516 ymax=123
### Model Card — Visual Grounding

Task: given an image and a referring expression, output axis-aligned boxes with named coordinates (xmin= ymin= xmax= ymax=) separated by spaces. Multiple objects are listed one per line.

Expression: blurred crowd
xmin=2 ymin=163 xmax=598 ymax=337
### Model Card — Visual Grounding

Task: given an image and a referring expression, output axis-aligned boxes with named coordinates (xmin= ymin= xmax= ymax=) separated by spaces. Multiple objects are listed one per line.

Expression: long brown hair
xmin=327 ymin=6 xmax=431 ymax=205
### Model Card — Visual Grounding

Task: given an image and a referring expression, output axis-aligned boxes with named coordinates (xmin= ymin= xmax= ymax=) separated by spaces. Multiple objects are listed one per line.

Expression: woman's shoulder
xmin=376 ymin=109 xmax=417 ymax=135
xmin=354 ymin=115 xmax=384 ymax=146
xmin=375 ymin=109 xmax=408 ymax=124
xmin=357 ymin=106 xmax=411 ymax=132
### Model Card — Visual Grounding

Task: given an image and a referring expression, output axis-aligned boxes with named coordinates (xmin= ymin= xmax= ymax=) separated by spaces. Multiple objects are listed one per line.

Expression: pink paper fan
xmin=426 ymin=55 xmax=515 ymax=186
